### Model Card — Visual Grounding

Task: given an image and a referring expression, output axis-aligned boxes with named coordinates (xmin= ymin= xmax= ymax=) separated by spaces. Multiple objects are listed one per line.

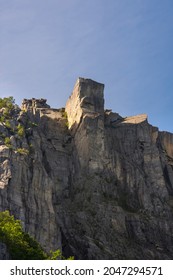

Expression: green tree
xmin=0 ymin=97 xmax=15 ymax=118
xmin=0 ymin=211 xmax=47 ymax=259
xmin=0 ymin=211 xmax=74 ymax=260
xmin=0 ymin=97 xmax=15 ymax=110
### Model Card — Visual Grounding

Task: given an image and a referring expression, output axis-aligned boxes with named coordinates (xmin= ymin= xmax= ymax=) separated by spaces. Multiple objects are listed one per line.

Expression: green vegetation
xmin=0 ymin=97 xmax=37 ymax=151
xmin=65 ymin=120 xmax=69 ymax=128
xmin=17 ymin=124 xmax=25 ymax=137
xmin=4 ymin=137 xmax=12 ymax=149
xmin=0 ymin=211 xmax=46 ymax=260
xmin=16 ymin=148 xmax=29 ymax=155
xmin=0 ymin=97 xmax=15 ymax=119
xmin=0 ymin=97 xmax=15 ymax=110
xmin=5 ymin=120 xmax=11 ymax=129
xmin=0 ymin=115 xmax=5 ymax=122
xmin=0 ymin=211 xmax=74 ymax=260
xmin=61 ymin=111 xmax=69 ymax=128
xmin=29 ymin=121 xmax=38 ymax=127
xmin=4 ymin=137 xmax=11 ymax=145
xmin=48 ymin=250 xmax=74 ymax=260
xmin=62 ymin=111 xmax=68 ymax=119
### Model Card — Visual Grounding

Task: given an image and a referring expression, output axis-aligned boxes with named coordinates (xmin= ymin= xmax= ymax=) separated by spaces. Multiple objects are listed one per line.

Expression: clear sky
xmin=0 ymin=0 xmax=173 ymax=132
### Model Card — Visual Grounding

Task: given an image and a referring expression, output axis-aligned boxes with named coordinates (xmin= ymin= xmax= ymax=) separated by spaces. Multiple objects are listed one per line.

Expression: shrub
xmin=62 ymin=111 xmax=68 ymax=119
xmin=0 ymin=211 xmax=47 ymax=260
xmin=61 ymin=111 xmax=69 ymax=128
xmin=5 ymin=120 xmax=11 ymax=129
xmin=16 ymin=148 xmax=29 ymax=155
xmin=0 ymin=115 xmax=5 ymax=123
xmin=0 ymin=97 xmax=15 ymax=110
xmin=4 ymin=137 xmax=12 ymax=149
xmin=0 ymin=211 xmax=74 ymax=260
xmin=48 ymin=249 xmax=74 ymax=260
xmin=0 ymin=97 xmax=15 ymax=119
xmin=17 ymin=124 xmax=25 ymax=137
xmin=3 ymin=108 xmax=11 ymax=119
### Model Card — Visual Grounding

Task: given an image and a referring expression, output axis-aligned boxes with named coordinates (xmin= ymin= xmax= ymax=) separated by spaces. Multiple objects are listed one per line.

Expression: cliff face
xmin=1 ymin=78 xmax=173 ymax=259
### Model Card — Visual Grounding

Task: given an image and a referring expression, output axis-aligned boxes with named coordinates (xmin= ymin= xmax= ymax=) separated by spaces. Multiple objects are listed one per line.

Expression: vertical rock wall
xmin=1 ymin=79 xmax=173 ymax=259
xmin=65 ymin=78 xmax=105 ymax=171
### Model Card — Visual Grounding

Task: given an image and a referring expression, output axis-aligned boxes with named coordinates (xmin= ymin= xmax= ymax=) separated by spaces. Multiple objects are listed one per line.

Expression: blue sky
xmin=0 ymin=0 xmax=173 ymax=132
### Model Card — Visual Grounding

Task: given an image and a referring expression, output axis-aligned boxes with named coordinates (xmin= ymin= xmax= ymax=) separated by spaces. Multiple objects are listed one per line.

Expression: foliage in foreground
xmin=0 ymin=97 xmax=15 ymax=121
xmin=0 ymin=211 xmax=73 ymax=260
xmin=0 ymin=97 xmax=15 ymax=110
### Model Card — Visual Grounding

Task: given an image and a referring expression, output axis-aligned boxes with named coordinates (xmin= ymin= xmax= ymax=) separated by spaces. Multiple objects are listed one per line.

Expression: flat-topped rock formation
xmin=122 ymin=114 xmax=148 ymax=124
xmin=65 ymin=77 xmax=104 ymax=129
xmin=21 ymin=98 xmax=50 ymax=110
xmin=1 ymin=78 xmax=173 ymax=260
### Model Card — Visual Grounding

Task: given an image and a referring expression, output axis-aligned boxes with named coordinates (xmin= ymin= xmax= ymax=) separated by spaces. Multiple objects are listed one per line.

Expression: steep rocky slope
xmin=1 ymin=78 xmax=173 ymax=259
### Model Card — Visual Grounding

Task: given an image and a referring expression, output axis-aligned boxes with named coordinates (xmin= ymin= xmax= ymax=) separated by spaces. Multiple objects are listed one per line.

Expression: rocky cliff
xmin=1 ymin=78 xmax=173 ymax=259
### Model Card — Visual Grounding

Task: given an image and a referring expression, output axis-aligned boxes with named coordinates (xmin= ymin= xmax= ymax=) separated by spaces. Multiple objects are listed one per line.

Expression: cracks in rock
xmin=42 ymin=149 xmax=52 ymax=177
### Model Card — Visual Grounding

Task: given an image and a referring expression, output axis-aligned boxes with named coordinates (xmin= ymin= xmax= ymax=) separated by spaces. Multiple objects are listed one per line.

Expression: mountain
xmin=1 ymin=78 xmax=173 ymax=259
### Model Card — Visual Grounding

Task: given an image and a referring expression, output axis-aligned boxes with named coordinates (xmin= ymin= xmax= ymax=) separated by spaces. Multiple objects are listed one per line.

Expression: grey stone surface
xmin=0 ymin=242 xmax=10 ymax=259
xmin=1 ymin=78 xmax=173 ymax=259
xmin=21 ymin=98 xmax=50 ymax=110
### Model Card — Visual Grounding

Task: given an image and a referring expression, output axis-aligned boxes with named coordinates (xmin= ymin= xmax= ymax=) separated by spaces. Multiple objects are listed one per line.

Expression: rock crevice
xmin=1 ymin=78 xmax=173 ymax=259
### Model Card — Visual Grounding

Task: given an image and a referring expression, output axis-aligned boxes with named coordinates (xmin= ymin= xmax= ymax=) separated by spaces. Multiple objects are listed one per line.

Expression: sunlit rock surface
xmin=1 ymin=78 xmax=173 ymax=259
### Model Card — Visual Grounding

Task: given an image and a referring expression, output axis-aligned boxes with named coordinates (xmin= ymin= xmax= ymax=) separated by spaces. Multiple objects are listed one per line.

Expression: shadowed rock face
xmin=0 ymin=243 xmax=10 ymax=259
xmin=1 ymin=78 xmax=173 ymax=259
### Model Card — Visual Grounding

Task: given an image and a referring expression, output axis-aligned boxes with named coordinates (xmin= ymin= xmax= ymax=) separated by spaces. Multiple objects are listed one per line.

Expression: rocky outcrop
xmin=0 ymin=146 xmax=11 ymax=189
xmin=65 ymin=78 xmax=105 ymax=171
xmin=1 ymin=78 xmax=173 ymax=259
xmin=66 ymin=78 xmax=104 ymax=129
xmin=21 ymin=98 xmax=50 ymax=110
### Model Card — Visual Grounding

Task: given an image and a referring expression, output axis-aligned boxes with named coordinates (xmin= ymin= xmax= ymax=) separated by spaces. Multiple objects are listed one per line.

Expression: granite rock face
xmin=0 ymin=242 xmax=10 ymax=259
xmin=1 ymin=78 xmax=173 ymax=259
